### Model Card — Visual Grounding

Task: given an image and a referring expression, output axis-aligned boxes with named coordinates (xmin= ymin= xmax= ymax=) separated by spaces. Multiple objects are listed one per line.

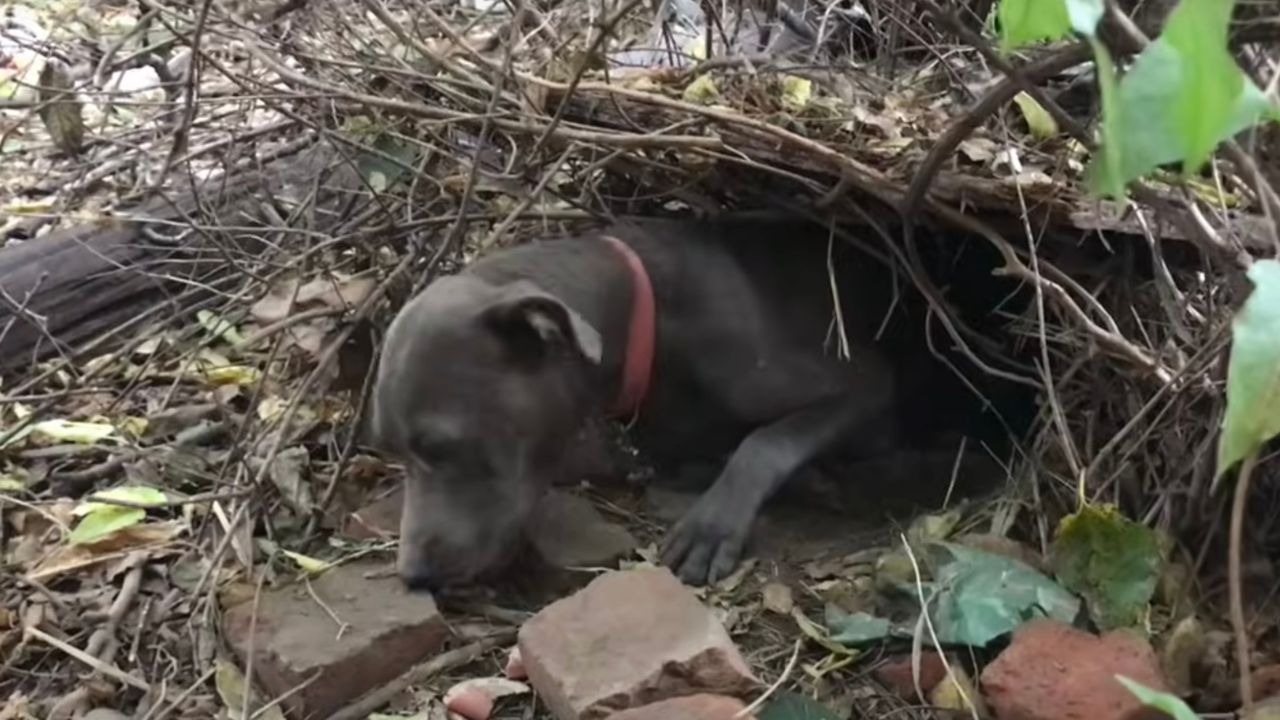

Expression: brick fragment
xmin=518 ymin=567 xmax=759 ymax=720
xmin=222 ymin=560 xmax=450 ymax=719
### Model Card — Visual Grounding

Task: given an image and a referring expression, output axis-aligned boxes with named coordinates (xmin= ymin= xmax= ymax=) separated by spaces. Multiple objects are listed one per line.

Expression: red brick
xmin=981 ymin=619 xmax=1170 ymax=720
xmin=222 ymin=560 xmax=450 ymax=719
xmin=518 ymin=567 xmax=759 ymax=720
xmin=873 ymin=651 xmax=948 ymax=700
xmin=608 ymin=694 xmax=756 ymax=720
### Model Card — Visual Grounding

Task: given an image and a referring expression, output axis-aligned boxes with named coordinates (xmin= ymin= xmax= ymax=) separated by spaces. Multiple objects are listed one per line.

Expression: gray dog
xmin=369 ymin=216 xmax=904 ymax=590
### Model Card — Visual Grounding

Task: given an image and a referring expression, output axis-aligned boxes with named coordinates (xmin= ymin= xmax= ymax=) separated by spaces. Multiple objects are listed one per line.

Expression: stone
xmin=222 ymin=560 xmax=451 ymax=719
xmin=517 ymin=567 xmax=760 ymax=720
xmin=981 ymin=619 xmax=1171 ymax=720
xmin=608 ymin=694 xmax=756 ymax=720
xmin=527 ymin=490 xmax=638 ymax=569
xmin=873 ymin=651 xmax=948 ymax=700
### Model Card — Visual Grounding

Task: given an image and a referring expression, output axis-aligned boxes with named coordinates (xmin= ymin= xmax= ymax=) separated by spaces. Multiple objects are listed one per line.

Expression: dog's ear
xmin=482 ymin=282 xmax=603 ymax=366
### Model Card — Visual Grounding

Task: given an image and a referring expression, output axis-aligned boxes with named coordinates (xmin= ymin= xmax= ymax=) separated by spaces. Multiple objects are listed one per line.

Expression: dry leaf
xmin=762 ymin=582 xmax=794 ymax=615
xmin=38 ymin=59 xmax=84 ymax=155
xmin=930 ymin=664 xmax=985 ymax=716
xmin=26 ymin=522 xmax=182 ymax=581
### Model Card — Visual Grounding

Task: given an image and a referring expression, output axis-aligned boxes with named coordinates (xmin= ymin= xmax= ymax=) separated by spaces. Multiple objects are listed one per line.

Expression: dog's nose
xmin=400 ymin=566 xmax=442 ymax=593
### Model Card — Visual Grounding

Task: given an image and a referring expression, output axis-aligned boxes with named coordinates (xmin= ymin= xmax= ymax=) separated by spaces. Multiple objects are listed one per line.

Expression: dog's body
xmin=370 ymin=216 xmax=905 ymax=590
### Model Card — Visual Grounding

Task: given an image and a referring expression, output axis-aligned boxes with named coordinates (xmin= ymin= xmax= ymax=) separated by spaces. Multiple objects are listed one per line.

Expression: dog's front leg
xmin=659 ymin=390 xmax=893 ymax=585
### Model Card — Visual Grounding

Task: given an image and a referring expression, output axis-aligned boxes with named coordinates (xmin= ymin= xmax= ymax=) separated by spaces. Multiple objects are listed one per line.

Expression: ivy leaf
xmin=1162 ymin=0 xmax=1242 ymax=175
xmin=1087 ymin=0 xmax=1279 ymax=196
xmin=998 ymin=0 xmax=1070 ymax=49
xmin=1218 ymin=260 xmax=1280 ymax=477
xmin=1052 ymin=504 xmax=1160 ymax=630
xmin=997 ymin=0 xmax=1102 ymax=49
xmin=758 ymin=691 xmax=841 ymax=720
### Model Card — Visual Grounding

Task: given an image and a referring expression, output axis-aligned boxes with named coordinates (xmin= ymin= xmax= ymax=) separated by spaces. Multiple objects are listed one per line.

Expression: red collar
xmin=601 ymin=235 xmax=655 ymax=418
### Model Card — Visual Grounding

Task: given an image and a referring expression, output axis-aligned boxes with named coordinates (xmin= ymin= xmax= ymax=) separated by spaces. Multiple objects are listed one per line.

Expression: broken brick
xmin=222 ymin=560 xmax=450 ymax=719
xmin=608 ymin=694 xmax=756 ymax=720
xmin=873 ymin=651 xmax=948 ymax=700
xmin=982 ymin=619 xmax=1170 ymax=720
xmin=518 ymin=567 xmax=759 ymax=720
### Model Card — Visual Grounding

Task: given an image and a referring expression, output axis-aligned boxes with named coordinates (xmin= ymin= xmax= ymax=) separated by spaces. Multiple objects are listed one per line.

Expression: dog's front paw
xmin=659 ymin=490 xmax=753 ymax=586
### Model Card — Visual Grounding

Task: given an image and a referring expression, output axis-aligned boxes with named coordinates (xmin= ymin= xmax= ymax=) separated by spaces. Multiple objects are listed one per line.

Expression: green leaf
xmin=998 ymin=0 xmax=1070 ymax=49
xmin=68 ymin=486 xmax=168 ymax=545
xmin=1087 ymin=1 xmax=1279 ymax=197
xmin=1162 ymin=0 xmax=1242 ymax=175
xmin=68 ymin=505 xmax=146 ymax=545
xmin=682 ymin=74 xmax=720 ymax=104
xmin=1052 ymin=504 xmax=1160 ymax=630
xmin=1116 ymin=676 xmax=1201 ymax=720
xmin=1063 ymin=0 xmax=1104 ymax=36
xmin=824 ymin=607 xmax=897 ymax=644
xmin=781 ymin=76 xmax=812 ymax=111
xmin=758 ymin=691 xmax=841 ymax=720
xmin=31 ymin=418 xmax=116 ymax=444
xmin=282 ymin=550 xmax=333 ymax=575
xmin=997 ymin=0 xmax=1102 ymax=49
xmin=928 ymin=543 xmax=1080 ymax=647
xmin=1013 ymin=92 xmax=1060 ymax=140
xmin=76 ymin=486 xmax=168 ymax=515
xmin=197 ymin=310 xmax=246 ymax=346
xmin=1088 ymin=38 xmax=1126 ymax=197
xmin=1218 ymin=260 xmax=1280 ymax=476
xmin=0 ymin=473 xmax=26 ymax=492
xmin=355 ymin=134 xmax=418 ymax=194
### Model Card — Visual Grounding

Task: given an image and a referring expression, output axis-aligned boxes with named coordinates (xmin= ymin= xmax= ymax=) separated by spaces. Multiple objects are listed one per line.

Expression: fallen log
xmin=0 ymin=143 xmax=353 ymax=371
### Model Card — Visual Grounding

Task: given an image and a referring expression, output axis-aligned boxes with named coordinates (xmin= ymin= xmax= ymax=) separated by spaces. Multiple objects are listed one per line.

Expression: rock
xmin=517 ymin=567 xmax=760 ymax=720
xmin=981 ymin=619 xmax=1170 ymax=720
xmin=608 ymin=694 xmax=756 ymax=720
xmin=222 ymin=560 xmax=451 ymax=719
xmin=527 ymin=490 xmax=638 ymax=569
xmin=873 ymin=651 xmax=948 ymax=700
xmin=443 ymin=677 xmax=530 ymax=720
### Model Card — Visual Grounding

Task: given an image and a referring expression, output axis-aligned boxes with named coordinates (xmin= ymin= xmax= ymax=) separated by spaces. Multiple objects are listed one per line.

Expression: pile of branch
xmin=0 ymin=0 xmax=1278 ymax=713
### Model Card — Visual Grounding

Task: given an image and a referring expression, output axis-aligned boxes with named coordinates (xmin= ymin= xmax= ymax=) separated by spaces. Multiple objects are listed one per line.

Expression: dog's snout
xmin=400 ymin=565 xmax=442 ymax=593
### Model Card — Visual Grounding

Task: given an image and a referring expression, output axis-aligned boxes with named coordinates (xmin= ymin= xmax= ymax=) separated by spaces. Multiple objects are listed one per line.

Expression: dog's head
xmin=369 ymin=275 xmax=602 ymax=591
